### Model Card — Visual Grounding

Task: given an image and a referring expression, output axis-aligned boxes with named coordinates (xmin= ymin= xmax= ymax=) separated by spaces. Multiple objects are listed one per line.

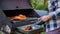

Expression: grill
xmin=0 ymin=0 xmax=45 ymax=34
xmin=3 ymin=9 xmax=41 ymax=27
xmin=3 ymin=9 xmax=44 ymax=34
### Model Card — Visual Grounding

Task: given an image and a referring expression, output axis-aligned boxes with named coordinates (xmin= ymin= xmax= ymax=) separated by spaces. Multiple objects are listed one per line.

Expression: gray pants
xmin=46 ymin=27 xmax=60 ymax=34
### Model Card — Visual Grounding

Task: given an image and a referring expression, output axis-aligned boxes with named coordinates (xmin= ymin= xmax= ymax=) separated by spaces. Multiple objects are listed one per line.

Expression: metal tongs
xmin=27 ymin=17 xmax=45 ymax=25
xmin=26 ymin=17 xmax=43 ymax=25
xmin=26 ymin=17 xmax=40 ymax=20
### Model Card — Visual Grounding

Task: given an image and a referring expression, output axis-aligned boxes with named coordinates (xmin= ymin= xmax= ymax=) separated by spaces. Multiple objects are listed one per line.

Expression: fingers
xmin=39 ymin=16 xmax=49 ymax=22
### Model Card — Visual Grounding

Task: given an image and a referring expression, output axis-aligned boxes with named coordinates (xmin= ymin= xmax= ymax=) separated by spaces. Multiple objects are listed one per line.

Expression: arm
xmin=49 ymin=8 xmax=60 ymax=17
xmin=48 ymin=0 xmax=60 ymax=17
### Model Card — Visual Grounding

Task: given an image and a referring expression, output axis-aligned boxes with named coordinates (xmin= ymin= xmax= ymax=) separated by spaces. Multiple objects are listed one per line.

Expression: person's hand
xmin=39 ymin=15 xmax=52 ymax=22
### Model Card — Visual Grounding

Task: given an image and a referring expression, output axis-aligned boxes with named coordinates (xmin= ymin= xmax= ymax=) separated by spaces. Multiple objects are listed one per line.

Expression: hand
xmin=40 ymin=15 xmax=52 ymax=22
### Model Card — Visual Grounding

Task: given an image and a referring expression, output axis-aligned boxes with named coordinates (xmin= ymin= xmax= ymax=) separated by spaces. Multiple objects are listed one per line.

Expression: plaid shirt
xmin=46 ymin=0 xmax=60 ymax=32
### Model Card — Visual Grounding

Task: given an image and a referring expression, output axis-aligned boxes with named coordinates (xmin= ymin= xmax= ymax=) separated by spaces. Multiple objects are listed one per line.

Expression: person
xmin=40 ymin=0 xmax=60 ymax=34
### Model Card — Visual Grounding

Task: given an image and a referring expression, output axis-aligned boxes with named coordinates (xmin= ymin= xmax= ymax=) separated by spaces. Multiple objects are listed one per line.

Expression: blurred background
xmin=31 ymin=0 xmax=48 ymax=10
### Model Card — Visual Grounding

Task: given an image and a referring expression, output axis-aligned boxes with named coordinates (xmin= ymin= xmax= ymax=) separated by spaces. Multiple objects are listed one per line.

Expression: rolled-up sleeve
xmin=49 ymin=8 xmax=60 ymax=16
xmin=48 ymin=0 xmax=60 ymax=17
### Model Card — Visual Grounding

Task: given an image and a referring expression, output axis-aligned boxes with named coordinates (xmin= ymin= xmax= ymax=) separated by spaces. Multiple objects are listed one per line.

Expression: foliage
xmin=31 ymin=0 xmax=48 ymax=10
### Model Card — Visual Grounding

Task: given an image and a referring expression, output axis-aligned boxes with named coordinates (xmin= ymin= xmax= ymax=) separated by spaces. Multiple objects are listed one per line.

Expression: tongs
xmin=26 ymin=17 xmax=40 ymax=21
xmin=27 ymin=17 xmax=45 ymax=25
xmin=26 ymin=17 xmax=44 ymax=25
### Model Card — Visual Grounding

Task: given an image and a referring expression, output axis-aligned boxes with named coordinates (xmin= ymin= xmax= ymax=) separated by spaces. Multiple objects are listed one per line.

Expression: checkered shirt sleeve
xmin=46 ymin=0 xmax=60 ymax=32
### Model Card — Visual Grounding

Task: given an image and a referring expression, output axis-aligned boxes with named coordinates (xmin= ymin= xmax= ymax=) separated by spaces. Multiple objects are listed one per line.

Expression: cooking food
xmin=9 ymin=14 xmax=27 ymax=21
xmin=22 ymin=26 xmax=32 ymax=30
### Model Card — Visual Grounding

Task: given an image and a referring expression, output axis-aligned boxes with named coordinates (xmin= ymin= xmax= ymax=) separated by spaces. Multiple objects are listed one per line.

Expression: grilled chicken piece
xmin=22 ymin=26 xmax=32 ymax=30
xmin=9 ymin=14 xmax=26 ymax=21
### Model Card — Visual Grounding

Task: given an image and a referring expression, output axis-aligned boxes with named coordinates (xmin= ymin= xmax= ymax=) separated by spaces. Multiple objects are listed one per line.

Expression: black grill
xmin=3 ymin=9 xmax=40 ymax=27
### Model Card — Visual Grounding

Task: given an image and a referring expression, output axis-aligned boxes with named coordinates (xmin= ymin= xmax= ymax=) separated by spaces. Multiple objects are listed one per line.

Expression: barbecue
xmin=0 ymin=0 xmax=45 ymax=34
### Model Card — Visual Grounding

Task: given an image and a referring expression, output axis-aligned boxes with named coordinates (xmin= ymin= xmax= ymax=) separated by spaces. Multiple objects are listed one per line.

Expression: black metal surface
xmin=3 ymin=9 xmax=40 ymax=17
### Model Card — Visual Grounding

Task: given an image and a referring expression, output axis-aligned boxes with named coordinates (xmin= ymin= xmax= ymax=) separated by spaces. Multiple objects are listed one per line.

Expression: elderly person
xmin=40 ymin=0 xmax=60 ymax=34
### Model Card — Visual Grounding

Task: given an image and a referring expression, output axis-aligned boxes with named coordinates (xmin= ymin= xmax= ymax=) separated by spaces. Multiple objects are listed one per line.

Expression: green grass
xmin=31 ymin=0 xmax=48 ymax=10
